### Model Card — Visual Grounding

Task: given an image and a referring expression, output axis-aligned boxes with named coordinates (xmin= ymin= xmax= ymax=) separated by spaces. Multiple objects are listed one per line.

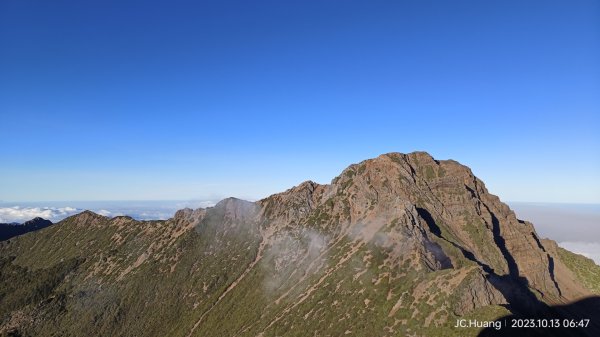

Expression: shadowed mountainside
xmin=1 ymin=152 xmax=598 ymax=337
xmin=478 ymin=296 xmax=600 ymax=337
xmin=0 ymin=218 xmax=53 ymax=241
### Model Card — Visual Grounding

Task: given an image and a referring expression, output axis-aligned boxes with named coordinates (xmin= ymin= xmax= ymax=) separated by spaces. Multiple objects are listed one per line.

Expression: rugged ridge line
xmin=1 ymin=151 xmax=598 ymax=337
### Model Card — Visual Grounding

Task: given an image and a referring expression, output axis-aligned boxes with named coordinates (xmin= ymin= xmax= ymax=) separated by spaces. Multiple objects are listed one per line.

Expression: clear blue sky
xmin=1 ymin=0 xmax=599 ymax=203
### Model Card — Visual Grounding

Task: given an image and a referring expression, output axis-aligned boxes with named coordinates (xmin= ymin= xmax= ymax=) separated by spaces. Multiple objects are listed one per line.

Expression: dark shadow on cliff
xmin=478 ymin=296 xmax=600 ymax=337
xmin=415 ymin=206 xmax=548 ymax=316
xmin=417 ymin=207 xmax=493 ymax=273
xmin=485 ymin=207 xmax=518 ymax=277
xmin=416 ymin=203 xmax=598 ymax=337
xmin=415 ymin=207 xmax=454 ymax=269
xmin=482 ymin=205 xmax=549 ymax=315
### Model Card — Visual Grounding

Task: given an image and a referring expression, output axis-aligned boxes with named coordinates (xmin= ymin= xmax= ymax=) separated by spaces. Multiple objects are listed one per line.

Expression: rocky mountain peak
xmin=61 ymin=210 xmax=108 ymax=228
xmin=256 ymin=152 xmax=589 ymax=304
xmin=211 ymin=197 xmax=258 ymax=222
xmin=1 ymin=152 xmax=598 ymax=337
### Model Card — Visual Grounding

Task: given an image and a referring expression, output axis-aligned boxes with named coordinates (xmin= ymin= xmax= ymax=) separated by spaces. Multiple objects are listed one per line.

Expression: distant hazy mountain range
xmin=1 ymin=152 xmax=598 ymax=337
xmin=0 ymin=201 xmax=217 ymax=223
xmin=0 ymin=217 xmax=53 ymax=241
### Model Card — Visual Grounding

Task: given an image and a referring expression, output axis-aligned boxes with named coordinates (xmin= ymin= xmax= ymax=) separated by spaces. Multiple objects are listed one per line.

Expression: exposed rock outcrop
xmin=1 ymin=152 xmax=598 ymax=337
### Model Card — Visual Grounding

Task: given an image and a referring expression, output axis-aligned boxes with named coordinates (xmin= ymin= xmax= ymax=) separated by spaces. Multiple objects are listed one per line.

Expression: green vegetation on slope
xmin=557 ymin=247 xmax=600 ymax=294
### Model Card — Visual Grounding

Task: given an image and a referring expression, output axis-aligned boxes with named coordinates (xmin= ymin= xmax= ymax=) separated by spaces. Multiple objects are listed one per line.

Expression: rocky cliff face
xmin=0 ymin=152 xmax=598 ymax=337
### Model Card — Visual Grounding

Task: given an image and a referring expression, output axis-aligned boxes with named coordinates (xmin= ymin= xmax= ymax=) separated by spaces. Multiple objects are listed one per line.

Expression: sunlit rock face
xmin=1 ymin=152 xmax=598 ymax=337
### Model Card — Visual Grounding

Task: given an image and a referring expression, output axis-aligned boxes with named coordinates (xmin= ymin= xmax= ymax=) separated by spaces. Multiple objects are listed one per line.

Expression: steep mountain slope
xmin=0 ymin=218 xmax=53 ymax=241
xmin=1 ymin=152 xmax=598 ymax=337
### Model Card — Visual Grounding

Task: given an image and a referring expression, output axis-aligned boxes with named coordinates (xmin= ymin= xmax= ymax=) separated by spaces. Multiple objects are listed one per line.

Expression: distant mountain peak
xmin=0 ymin=217 xmax=53 ymax=241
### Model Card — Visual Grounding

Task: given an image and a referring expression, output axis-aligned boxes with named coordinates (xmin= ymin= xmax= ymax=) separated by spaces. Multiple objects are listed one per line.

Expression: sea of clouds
xmin=509 ymin=202 xmax=600 ymax=265
xmin=0 ymin=206 xmax=79 ymax=223
xmin=0 ymin=200 xmax=216 ymax=223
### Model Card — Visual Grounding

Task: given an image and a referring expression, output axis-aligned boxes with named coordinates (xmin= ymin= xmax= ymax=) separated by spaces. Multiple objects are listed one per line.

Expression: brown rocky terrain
xmin=1 ymin=152 xmax=598 ymax=337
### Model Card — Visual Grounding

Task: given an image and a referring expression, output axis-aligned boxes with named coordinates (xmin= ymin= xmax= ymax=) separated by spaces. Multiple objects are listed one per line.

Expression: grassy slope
xmin=557 ymin=247 xmax=600 ymax=295
xmin=0 ymin=214 xmax=261 ymax=337
xmin=0 ymin=214 xmax=509 ymax=337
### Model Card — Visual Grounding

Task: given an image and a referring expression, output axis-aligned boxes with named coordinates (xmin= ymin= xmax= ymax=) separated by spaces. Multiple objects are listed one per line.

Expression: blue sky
xmin=1 ymin=0 xmax=599 ymax=203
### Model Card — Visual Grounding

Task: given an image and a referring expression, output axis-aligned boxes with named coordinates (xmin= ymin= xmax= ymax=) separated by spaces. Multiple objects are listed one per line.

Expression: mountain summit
xmin=1 ymin=152 xmax=598 ymax=337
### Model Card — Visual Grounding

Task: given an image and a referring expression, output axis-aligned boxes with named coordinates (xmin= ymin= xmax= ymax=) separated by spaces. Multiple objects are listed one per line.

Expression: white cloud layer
xmin=96 ymin=209 xmax=116 ymax=217
xmin=559 ymin=241 xmax=600 ymax=266
xmin=0 ymin=200 xmax=219 ymax=223
xmin=0 ymin=206 xmax=79 ymax=223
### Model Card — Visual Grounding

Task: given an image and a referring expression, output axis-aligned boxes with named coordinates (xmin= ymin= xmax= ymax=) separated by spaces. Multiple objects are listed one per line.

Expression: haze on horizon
xmin=1 ymin=0 xmax=599 ymax=204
